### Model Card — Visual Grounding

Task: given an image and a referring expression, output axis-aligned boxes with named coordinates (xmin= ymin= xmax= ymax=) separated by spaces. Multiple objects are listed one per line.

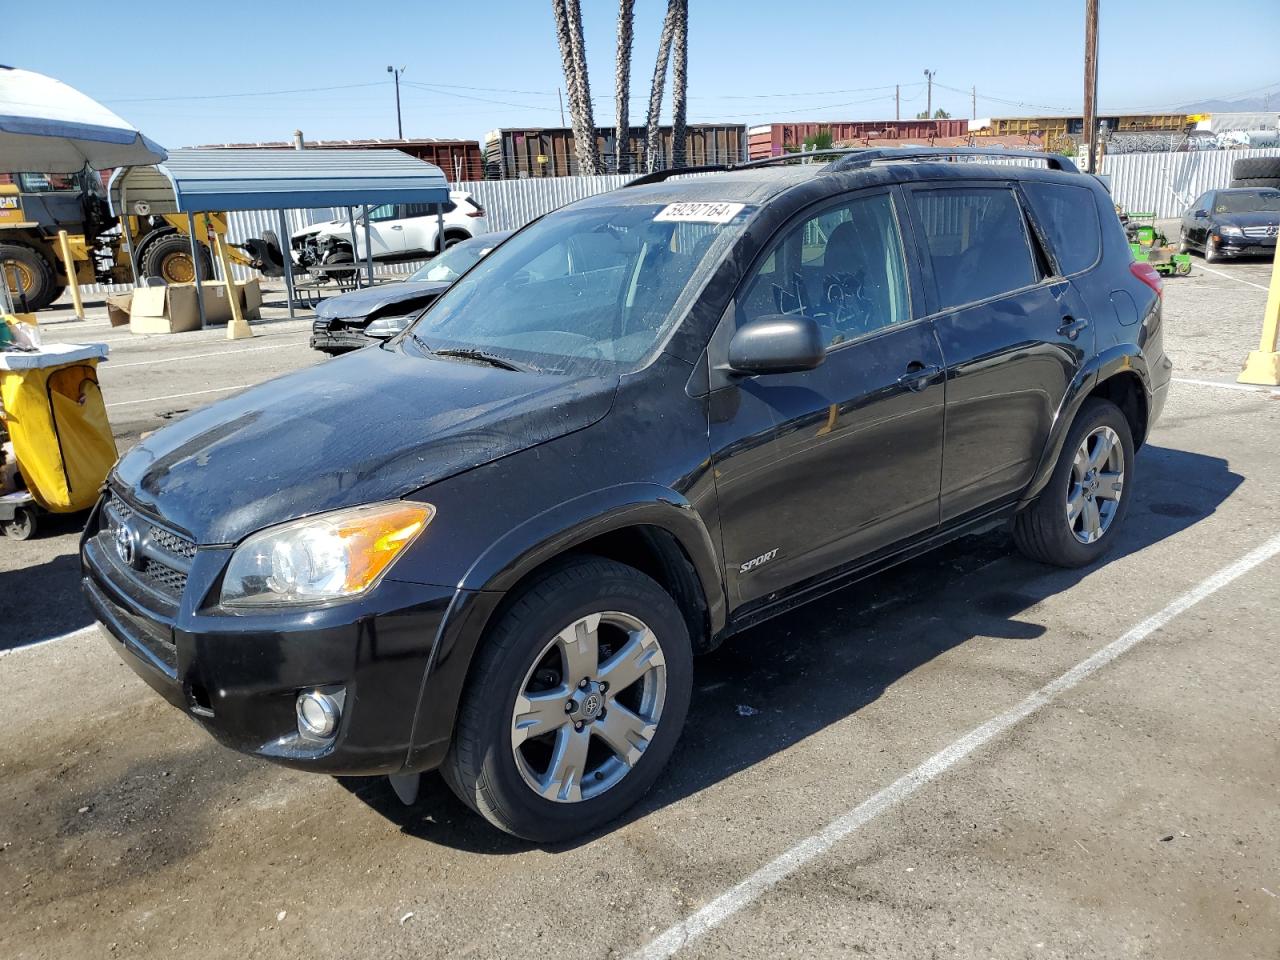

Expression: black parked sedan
xmin=310 ymin=230 xmax=512 ymax=354
xmin=1179 ymin=188 xmax=1280 ymax=262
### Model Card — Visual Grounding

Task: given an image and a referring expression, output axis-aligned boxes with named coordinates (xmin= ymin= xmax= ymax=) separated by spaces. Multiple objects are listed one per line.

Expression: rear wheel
xmin=0 ymin=243 xmax=58 ymax=311
xmin=1013 ymin=398 xmax=1134 ymax=568
xmin=443 ymin=557 xmax=693 ymax=841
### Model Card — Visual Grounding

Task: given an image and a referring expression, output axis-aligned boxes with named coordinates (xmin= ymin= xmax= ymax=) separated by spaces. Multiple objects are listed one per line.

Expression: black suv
xmin=81 ymin=148 xmax=1171 ymax=841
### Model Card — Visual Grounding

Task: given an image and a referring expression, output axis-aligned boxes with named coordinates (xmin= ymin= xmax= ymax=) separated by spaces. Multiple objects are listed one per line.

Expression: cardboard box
xmin=122 ymin=280 xmax=258 ymax=334
xmin=105 ymin=293 xmax=133 ymax=327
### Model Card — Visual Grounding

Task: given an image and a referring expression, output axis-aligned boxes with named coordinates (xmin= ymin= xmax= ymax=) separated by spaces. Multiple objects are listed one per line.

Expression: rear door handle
xmin=1057 ymin=317 xmax=1089 ymax=340
xmin=390 ymin=225 xmax=404 ymax=230
xmin=897 ymin=361 xmax=941 ymax=392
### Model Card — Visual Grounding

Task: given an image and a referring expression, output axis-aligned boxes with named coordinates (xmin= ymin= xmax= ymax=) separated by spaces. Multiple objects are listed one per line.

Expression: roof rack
xmin=622 ymin=146 xmax=1078 ymax=188
xmin=824 ymin=146 xmax=1078 ymax=174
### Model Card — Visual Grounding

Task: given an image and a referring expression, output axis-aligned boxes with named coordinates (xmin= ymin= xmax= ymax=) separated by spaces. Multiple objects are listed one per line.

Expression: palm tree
xmin=670 ymin=0 xmax=688 ymax=168
xmin=551 ymin=0 xmax=599 ymax=174
xmin=645 ymin=1 xmax=676 ymax=172
xmin=614 ymin=0 xmax=635 ymax=173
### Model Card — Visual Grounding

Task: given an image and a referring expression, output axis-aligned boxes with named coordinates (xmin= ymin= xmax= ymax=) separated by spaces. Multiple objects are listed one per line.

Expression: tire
xmin=321 ymin=248 xmax=356 ymax=281
xmin=1230 ymin=157 xmax=1280 ymax=182
xmin=441 ymin=232 xmax=468 ymax=252
xmin=138 ymin=231 xmax=213 ymax=284
xmin=1177 ymin=231 xmax=1190 ymax=254
xmin=1013 ymin=398 xmax=1135 ymax=568
xmin=1203 ymin=233 xmax=1220 ymax=263
xmin=0 ymin=243 xmax=58 ymax=311
xmin=1229 ymin=177 xmax=1280 ymax=190
xmin=442 ymin=557 xmax=693 ymax=842
xmin=2 ymin=506 xmax=37 ymax=540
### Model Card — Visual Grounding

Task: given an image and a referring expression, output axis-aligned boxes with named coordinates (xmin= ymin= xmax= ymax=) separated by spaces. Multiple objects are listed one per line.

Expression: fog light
xmin=296 ymin=689 xmax=341 ymax=739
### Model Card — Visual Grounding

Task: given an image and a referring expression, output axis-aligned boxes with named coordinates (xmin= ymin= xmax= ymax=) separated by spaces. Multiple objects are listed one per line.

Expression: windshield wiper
xmin=431 ymin=347 xmax=530 ymax=372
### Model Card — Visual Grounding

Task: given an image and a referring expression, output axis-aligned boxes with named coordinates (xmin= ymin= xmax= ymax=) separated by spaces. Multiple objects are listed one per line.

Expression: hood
xmin=292 ymin=218 xmax=346 ymax=241
xmin=113 ymin=347 xmax=618 ymax=544
xmin=316 ymin=281 xmax=451 ymax=321
xmin=1213 ymin=211 xmax=1280 ymax=228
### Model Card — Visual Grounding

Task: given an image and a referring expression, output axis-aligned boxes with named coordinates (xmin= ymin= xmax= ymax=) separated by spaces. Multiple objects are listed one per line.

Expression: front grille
xmin=1242 ymin=225 xmax=1278 ymax=239
xmin=101 ymin=492 xmax=196 ymax=601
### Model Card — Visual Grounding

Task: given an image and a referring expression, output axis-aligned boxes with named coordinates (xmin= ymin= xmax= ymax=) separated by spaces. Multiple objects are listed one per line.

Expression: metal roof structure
xmin=107 ymin=148 xmax=450 ymax=215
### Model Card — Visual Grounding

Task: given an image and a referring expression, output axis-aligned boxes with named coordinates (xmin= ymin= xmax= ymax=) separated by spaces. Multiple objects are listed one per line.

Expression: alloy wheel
xmin=1066 ymin=425 xmax=1125 ymax=544
xmin=511 ymin=611 xmax=667 ymax=804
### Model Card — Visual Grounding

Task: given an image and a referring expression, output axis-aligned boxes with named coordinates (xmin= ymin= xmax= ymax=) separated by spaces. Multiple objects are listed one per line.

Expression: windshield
xmin=407 ymin=239 xmax=490 ymax=283
xmin=405 ymin=202 xmax=750 ymax=372
xmin=1215 ymin=190 xmax=1280 ymax=214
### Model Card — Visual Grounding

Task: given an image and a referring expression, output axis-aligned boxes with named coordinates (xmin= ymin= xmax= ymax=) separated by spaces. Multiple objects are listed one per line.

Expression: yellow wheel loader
xmin=0 ymin=171 xmax=282 ymax=311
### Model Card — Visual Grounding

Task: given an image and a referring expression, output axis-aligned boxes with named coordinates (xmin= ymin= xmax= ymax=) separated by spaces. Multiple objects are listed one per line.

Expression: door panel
xmin=904 ymin=183 xmax=1092 ymax=522
xmin=708 ymin=188 xmax=944 ymax=608
xmin=711 ymin=324 xmax=946 ymax=606
xmin=932 ymin=280 xmax=1090 ymax=520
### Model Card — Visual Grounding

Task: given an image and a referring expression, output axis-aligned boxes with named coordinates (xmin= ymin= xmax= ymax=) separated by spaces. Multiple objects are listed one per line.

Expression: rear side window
xmin=910 ymin=187 xmax=1037 ymax=309
xmin=1021 ymin=182 xmax=1101 ymax=276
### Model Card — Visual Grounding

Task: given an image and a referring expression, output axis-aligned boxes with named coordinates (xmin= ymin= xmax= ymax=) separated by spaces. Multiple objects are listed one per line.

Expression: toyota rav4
xmin=81 ymin=148 xmax=1171 ymax=841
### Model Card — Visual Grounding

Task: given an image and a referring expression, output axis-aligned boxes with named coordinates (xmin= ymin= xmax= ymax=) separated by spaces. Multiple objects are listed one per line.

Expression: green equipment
xmin=1124 ymin=211 xmax=1192 ymax=277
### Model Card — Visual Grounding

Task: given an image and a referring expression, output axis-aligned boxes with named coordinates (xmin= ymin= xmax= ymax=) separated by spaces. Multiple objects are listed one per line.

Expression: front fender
xmin=1019 ymin=345 xmax=1152 ymax=506
xmin=402 ymin=484 xmax=728 ymax=772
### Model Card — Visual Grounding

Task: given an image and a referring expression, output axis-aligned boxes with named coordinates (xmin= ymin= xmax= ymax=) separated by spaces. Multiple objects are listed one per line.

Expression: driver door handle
xmin=1057 ymin=316 xmax=1089 ymax=340
xmin=390 ymin=225 xmax=404 ymax=230
xmin=897 ymin=361 xmax=941 ymax=392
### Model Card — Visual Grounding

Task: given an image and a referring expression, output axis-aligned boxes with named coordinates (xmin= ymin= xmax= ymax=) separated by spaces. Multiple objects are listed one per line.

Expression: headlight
xmin=221 ymin=501 xmax=434 ymax=607
xmin=364 ymin=313 xmax=417 ymax=338
xmin=1218 ymin=224 xmax=1243 ymax=237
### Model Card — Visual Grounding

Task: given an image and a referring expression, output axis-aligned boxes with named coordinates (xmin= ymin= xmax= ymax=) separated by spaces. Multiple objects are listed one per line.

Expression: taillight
xmin=1130 ymin=260 xmax=1163 ymax=298
xmin=467 ymin=201 xmax=485 ymax=218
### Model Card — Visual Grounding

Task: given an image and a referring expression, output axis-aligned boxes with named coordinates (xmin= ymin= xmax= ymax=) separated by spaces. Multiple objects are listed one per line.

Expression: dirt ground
xmin=2 ymin=253 xmax=1278 ymax=959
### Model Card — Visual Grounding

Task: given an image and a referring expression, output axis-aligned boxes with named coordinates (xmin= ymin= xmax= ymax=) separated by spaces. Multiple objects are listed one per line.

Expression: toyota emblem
xmin=114 ymin=521 xmax=140 ymax=567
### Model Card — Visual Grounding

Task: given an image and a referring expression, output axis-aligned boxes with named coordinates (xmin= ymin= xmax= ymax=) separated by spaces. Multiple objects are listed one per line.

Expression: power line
xmin=103 ymin=81 xmax=389 ymax=104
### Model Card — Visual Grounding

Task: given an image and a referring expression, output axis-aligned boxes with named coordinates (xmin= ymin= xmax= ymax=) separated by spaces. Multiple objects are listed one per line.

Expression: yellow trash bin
xmin=0 ymin=342 xmax=116 ymax=513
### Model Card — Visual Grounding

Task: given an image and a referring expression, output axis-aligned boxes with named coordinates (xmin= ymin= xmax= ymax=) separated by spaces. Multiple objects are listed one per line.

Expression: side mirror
xmin=1193 ymin=209 xmax=1207 ymax=218
xmin=726 ymin=314 xmax=825 ymax=376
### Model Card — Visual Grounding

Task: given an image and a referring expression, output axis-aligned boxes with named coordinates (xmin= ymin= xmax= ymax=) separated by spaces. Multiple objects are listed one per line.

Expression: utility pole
xmin=1083 ymin=0 xmax=1099 ymax=172
xmin=386 ymin=65 xmax=405 ymax=139
xmin=923 ymin=69 xmax=935 ymax=119
xmin=558 ymin=87 xmax=566 ymax=127
xmin=895 ymin=84 xmax=900 ymax=121
xmin=971 ymin=85 xmax=976 ymax=120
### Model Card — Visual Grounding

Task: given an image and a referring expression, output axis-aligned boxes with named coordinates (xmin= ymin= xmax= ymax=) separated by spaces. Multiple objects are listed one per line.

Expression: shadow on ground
xmin=343 ymin=443 xmax=1244 ymax=853
xmin=0 ymin=511 xmax=93 ymax=649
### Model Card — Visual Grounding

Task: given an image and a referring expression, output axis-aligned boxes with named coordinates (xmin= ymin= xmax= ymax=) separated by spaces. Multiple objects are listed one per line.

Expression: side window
xmin=1195 ymin=193 xmax=1211 ymax=214
xmin=403 ymin=201 xmax=458 ymax=218
xmin=1021 ymin=182 xmax=1101 ymax=276
xmin=738 ymin=192 xmax=911 ymax=348
xmin=367 ymin=203 xmax=397 ymax=222
xmin=910 ymin=187 xmax=1038 ymax=309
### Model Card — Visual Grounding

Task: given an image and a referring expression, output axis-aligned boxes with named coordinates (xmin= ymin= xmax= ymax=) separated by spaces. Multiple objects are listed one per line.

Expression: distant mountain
xmin=1175 ymin=95 xmax=1276 ymax=114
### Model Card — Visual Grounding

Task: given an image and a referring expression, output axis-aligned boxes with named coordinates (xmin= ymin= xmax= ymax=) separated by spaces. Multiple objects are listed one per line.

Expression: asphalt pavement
xmin=2 ymin=258 xmax=1278 ymax=959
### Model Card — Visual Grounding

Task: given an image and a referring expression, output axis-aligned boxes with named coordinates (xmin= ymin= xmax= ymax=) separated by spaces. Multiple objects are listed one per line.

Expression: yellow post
xmin=214 ymin=233 xmax=253 ymax=340
xmin=56 ymin=230 xmax=85 ymax=320
xmin=1238 ymin=245 xmax=1280 ymax=386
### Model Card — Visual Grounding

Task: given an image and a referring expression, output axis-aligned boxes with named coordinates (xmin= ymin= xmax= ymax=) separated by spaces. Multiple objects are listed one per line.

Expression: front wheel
xmin=443 ymin=557 xmax=692 ymax=841
xmin=1013 ymin=398 xmax=1134 ymax=568
xmin=1203 ymin=234 xmax=1220 ymax=263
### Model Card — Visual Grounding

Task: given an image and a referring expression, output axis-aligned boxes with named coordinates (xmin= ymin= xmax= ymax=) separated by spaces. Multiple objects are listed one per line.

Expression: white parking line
xmin=109 ymin=343 xmax=295 ymax=369
xmin=105 ymin=384 xmax=251 ymax=408
xmin=0 ymin=625 xmax=97 ymax=659
xmin=628 ymin=531 xmax=1280 ymax=960
xmin=1173 ymin=376 xmax=1280 ymax=395
xmin=1194 ymin=263 xmax=1271 ymax=291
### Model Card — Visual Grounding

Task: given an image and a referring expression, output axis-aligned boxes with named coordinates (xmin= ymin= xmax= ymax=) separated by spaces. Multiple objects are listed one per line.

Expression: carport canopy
xmin=107 ymin=147 xmax=450 ymax=214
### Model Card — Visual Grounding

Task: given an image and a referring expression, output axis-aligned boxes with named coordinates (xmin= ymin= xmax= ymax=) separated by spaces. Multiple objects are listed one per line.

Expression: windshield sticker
xmin=654 ymin=202 xmax=745 ymax=224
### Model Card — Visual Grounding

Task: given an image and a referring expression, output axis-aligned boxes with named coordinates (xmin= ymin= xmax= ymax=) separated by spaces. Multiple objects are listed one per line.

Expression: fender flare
xmin=459 ymin=481 xmax=727 ymax=636
xmin=1019 ymin=346 xmax=1152 ymax=506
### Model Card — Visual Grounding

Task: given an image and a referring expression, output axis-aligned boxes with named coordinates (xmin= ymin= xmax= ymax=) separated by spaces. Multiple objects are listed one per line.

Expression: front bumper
xmin=81 ymin=498 xmax=463 ymax=776
xmin=310 ymin=321 xmax=378 ymax=354
xmin=1213 ymin=235 xmax=1277 ymax=258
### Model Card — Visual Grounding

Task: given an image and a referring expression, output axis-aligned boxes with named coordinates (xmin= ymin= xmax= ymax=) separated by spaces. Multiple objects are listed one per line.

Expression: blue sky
xmin=12 ymin=0 xmax=1280 ymax=147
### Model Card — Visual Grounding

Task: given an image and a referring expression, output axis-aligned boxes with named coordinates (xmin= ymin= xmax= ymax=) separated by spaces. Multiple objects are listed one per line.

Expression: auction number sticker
xmin=654 ymin=201 xmax=744 ymax=224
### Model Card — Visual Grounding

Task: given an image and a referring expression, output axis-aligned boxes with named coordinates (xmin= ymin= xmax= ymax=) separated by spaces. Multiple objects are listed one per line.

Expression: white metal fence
xmin=79 ymin=150 xmax=1279 ymax=296
xmin=1102 ymin=147 xmax=1280 ymax=219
